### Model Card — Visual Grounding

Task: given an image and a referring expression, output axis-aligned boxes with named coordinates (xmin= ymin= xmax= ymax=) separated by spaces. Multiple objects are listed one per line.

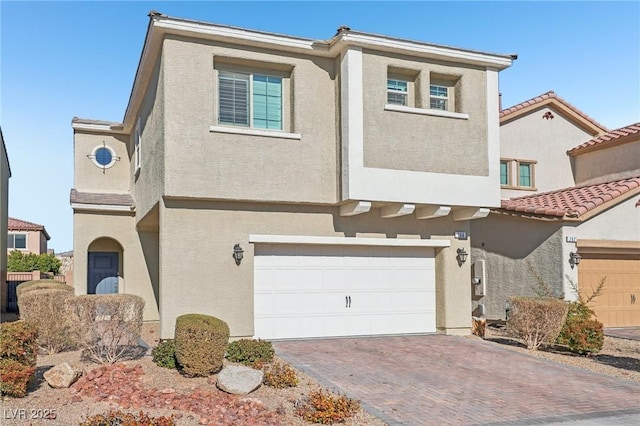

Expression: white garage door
xmin=254 ymin=244 xmax=436 ymax=339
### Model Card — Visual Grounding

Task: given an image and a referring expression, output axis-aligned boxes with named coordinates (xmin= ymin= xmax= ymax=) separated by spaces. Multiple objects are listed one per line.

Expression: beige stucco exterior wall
xmin=74 ymin=132 xmax=131 ymax=193
xmin=73 ymin=211 xmax=159 ymax=321
xmin=133 ymin=55 xmax=165 ymax=221
xmin=470 ymin=214 xmax=564 ymax=319
xmin=572 ymin=139 xmax=640 ymax=185
xmin=161 ymin=36 xmax=339 ymax=205
xmin=0 ymin=138 xmax=9 ymax=313
xmin=362 ymin=51 xmax=489 ymax=176
xmin=158 ymin=199 xmax=472 ymax=339
xmin=500 ymin=106 xmax=595 ymax=198
xmin=567 ymin=197 xmax=640 ymax=242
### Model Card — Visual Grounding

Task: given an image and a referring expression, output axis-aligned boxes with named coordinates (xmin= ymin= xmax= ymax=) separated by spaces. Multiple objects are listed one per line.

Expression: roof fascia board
xmin=0 ymin=127 xmax=10 ymax=177
xmin=121 ymin=15 xmax=513 ymax=128
xmin=71 ymin=122 xmax=128 ymax=135
xmin=71 ymin=203 xmax=135 ymax=213
xmin=500 ymin=98 xmax=605 ymax=135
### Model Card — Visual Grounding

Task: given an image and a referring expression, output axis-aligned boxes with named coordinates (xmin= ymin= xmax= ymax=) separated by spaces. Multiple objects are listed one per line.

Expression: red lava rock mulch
xmin=69 ymin=363 xmax=281 ymax=426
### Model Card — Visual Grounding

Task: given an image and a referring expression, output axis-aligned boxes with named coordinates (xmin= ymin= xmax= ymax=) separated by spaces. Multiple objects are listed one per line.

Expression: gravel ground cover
xmin=1 ymin=322 xmax=638 ymax=425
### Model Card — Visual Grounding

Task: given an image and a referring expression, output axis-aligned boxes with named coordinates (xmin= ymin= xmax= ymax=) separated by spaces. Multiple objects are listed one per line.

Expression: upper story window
xmin=500 ymin=160 xmax=510 ymax=186
xmin=8 ymin=233 xmax=27 ymax=250
xmin=430 ymin=85 xmax=449 ymax=110
xmin=518 ymin=162 xmax=534 ymax=187
xmin=387 ymin=79 xmax=408 ymax=106
xmin=500 ymin=158 xmax=536 ymax=189
xmin=218 ymin=71 xmax=282 ymax=130
xmin=134 ymin=117 xmax=141 ymax=174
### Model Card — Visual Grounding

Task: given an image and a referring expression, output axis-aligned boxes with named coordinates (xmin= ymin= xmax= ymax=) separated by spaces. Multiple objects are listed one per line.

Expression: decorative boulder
xmin=44 ymin=363 xmax=83 ymax=388
xmin=216 ymin=365 xmax=263 ymax=395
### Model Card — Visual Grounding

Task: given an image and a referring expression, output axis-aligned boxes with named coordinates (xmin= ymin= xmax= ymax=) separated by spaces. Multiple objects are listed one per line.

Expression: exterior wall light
xmin=456 ymin=248 xmax=468 ymax=264
xmin=233 ymin=243 xmax=244 ymax=266
xmin=569 ymin=251 xmax=582 ymax=268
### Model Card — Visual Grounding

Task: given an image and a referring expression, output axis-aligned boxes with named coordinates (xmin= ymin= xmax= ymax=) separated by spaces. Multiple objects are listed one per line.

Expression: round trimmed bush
xmin=174 ymin=314 xmax=229 ymax=377
xmin=16 ymin=280 xmax=72 ymax=299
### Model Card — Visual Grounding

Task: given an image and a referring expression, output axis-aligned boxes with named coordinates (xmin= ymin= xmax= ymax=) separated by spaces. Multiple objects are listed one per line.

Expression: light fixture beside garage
xmin=569 ymin=251 xmax=582 ymax=268
xmin=456 ymin=248 xmax=468 ymax=264
xmin=233 ymin=243 xmax=244 ymax=266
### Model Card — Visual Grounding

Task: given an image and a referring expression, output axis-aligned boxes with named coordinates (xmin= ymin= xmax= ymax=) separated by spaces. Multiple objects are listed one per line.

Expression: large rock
xmin=216 ymin=365 xmax=263 ymax=395
xmin=44 ymin=363 xmax=83 ymax=388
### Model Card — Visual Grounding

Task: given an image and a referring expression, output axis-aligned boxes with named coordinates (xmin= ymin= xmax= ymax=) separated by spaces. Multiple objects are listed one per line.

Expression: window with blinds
xmin=218 ymin=71 xmax=282 ymax=130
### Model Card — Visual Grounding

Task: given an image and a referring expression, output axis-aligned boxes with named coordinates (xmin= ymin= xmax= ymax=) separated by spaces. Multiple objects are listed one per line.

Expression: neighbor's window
xmin=518 ymin=162 xmax=534 ymax=187
xmin=500 ymin=160 xmax=510 ymax=186
xmin=134 ymin=117 xmax=141 ymax=172
xmin=387 ymin=79 xmax=408 ymax=106
xmin=430 ymin=85 xmax=449 ymax=110
xmin=218 ymin=71 xmax=282 ymax=130
xmin=8 ymin=233 xmax=27 ymax=250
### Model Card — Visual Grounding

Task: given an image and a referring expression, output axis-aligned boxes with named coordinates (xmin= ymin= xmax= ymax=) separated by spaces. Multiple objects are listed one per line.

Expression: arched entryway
xmin=87 ymin=237 xmax=123 ymax=294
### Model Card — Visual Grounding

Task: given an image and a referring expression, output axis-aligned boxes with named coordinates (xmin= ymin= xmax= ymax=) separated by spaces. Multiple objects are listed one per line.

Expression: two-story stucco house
xmin=1 ymin=128 xmax=11 ymax=314
xmin=471 ymin=92 xmax=640 ymax=327
xmin=71 ymin=12 xmax=514 ymax=339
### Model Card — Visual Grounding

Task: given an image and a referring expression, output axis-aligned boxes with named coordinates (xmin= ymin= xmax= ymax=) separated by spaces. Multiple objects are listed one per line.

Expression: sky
xmin=1 ymin=1 xmax=639 ymax=252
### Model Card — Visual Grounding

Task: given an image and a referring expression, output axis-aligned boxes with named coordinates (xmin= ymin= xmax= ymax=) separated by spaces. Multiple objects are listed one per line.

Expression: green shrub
xmin=264 ymin=359 xmax=298 ymax=388
xmin=174 ymin=314 xmax=229 ymax=377
xmin=16 ymin=280 xmax=72 ymax=299
xmin=507 ymin=297 xmax=568 ymax=350
xmin=557 ymin=317 xmax=604 ymax=354
xmin=18 ymin=289 xmax=78 ymax=354
xmin=226 ymin=338 xmax=274 ymax=366
xmin=152 ymin=340 xmax=177 ymax=369
xmin=0 ymin=320 xmax=38 ymax=366
xmin=79 ymin=410 xmax=175 ymax=426
xmin=295 ymin=389 xmax=360 ymax=424
xmin=0 ymin=359 xmax=36 ymax=397
xmin=72 ymin=294 xmax=145 ymax=363
xmin=8 ymin=250 xmax=62 ymax=274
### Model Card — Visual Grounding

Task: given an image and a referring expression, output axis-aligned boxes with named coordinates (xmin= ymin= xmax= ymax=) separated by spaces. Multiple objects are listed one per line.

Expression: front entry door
xmin=88 ymin=252 xmax=119 ymax=294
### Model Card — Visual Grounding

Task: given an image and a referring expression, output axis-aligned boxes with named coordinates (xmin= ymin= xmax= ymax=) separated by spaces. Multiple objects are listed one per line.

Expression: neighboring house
xmin=71 ymin=12 xmax=514 ymax=340
xmin=1 ymin=128 xmax=11 ymax=314
xmin=7 ymin=217 xmax=50 ymax=255
xmin=471 ymin=94 xmax=640 ymax=328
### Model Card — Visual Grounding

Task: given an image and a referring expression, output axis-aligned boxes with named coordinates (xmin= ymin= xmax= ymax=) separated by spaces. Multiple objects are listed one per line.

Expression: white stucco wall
xmin=500 ymin=106 xmax=596 ymax=198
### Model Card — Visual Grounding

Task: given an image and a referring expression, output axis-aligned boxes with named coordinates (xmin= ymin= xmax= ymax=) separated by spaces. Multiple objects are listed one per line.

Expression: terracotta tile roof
xmin=500 ymin=176 xmax=640 ymax=219
xmin=8 ymin=217 xmax=50 ymax=240
xmin=567 ymin=122 xmax=640 ymax=156
xmin=500 ymin=91 xmax=608 ymax=133
xmin=70 ymin=189 xmax=134 ymax=207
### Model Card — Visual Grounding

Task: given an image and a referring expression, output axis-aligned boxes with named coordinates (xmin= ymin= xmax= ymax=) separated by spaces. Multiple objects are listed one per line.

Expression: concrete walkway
xmin=274 ymin=335 xmax=640 ymax=425
xmin=605 ymin=327 xmax=640 ymax=341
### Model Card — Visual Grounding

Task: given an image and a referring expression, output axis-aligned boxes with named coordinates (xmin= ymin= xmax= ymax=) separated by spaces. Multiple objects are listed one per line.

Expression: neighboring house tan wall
xmin=500 ymin=106 xmax=597 ymax=198
xmin=7 ymin=219 xmax=50 ymax=255
xmin=0 ymin=130 xmax=10 ymax=314
xmin=572 ymin=139 xmax=640 ymax=185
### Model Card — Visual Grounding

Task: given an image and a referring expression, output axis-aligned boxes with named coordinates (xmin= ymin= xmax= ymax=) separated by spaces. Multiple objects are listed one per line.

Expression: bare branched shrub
xmin=72 ymin=294 xmax=145 ymax=364
xmin=507 ymin=297 xmax=568 ymax=350
xmin=18 ymin=289 xmax=78 ymax=354
xmin=527 ymin=260 xmax=561 ymax=298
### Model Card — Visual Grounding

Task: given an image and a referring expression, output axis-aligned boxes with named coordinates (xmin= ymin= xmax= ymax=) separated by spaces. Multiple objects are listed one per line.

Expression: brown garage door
xmin=578 ymin=257 xmax=640 ymax=327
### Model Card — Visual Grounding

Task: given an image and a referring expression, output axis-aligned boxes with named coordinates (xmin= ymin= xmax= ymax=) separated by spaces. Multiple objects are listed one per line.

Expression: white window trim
xmin=134 ymin=117 xmax=141 ymax=175
xmin=209 ymin=125 xmax=301 ymax=140
xmin=90 ymin=145 xmax=118 ymax=169
xmin=218 ymin=71 xmax=283 ymax=131
xmin=384 ymin=104 xmax=469 ymax=120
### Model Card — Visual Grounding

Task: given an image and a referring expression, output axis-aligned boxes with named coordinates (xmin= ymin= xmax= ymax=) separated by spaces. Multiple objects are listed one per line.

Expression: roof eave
xmin=121 ymin=13 xmax=514 ymax=130
xmin=567 ymin=133 xmax=640 ymax=156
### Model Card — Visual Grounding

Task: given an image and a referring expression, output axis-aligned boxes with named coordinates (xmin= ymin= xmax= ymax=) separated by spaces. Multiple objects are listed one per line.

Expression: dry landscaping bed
xmin=0 ymin=322 xmax=385 ymax=426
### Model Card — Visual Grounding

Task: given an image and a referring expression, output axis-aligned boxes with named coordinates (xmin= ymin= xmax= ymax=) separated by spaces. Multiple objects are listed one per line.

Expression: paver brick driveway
xmin=274 ymin=335 xmax=640 ymax=425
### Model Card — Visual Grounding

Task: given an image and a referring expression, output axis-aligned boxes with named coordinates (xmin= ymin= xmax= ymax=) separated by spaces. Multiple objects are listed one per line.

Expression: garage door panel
xmin=254 ymin=244 xmax=436 ymax=339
